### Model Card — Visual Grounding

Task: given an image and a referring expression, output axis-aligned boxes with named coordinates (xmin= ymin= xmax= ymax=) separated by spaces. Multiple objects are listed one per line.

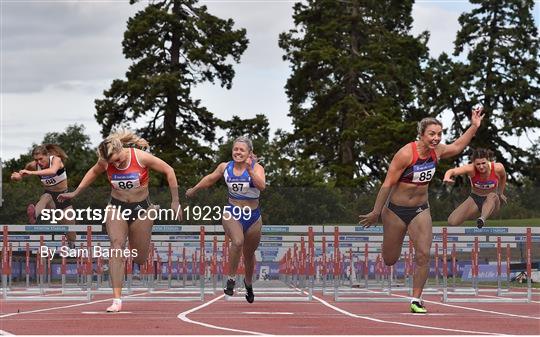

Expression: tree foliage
xmin=95 ymin=0 xmax=248 ymax=181
xmin=279 ymin=0 xmax=431 ymax=187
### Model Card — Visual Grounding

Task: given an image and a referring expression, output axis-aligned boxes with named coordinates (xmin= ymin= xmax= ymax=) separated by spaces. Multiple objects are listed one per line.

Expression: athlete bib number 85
xmin=412 ymin=168 xmax=435 ymax=183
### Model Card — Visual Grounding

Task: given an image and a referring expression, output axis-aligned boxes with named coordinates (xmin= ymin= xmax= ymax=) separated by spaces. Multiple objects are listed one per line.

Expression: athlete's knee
xmin=447 ymin=214 xmax=460 ymax=227
xmin=109 ymin=238 xmax=126 ymax=251
xmin=133 ymin=255 xmax=147 ymax=265
xmin=382 ymin=252 xmax=399 ymax=266
xmin=230 ymin=237 xmax=244 ymax=250
xmin=41 ymin=193 xmax=53 ymax=203
xmin=414 ymin=250 xmax=430 ymax=266
xmin=486 ymin=193 xmax=499 ymax=203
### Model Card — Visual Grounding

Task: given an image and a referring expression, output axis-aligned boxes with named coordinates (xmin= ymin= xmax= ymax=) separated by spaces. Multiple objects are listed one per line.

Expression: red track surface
xmin=1 ymin=289 xmax=539 ymax=335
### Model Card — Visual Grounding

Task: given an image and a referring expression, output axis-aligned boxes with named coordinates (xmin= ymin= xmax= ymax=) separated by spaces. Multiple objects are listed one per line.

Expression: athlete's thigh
xmin=58 ymin=205 xmax=77 ymax=225
xmin=407 ymin=209 xmax=433 ymax=256
xmin=381 ymin=206 xmax=407 ymax=263
xmin=448 ymin=197 xmax=479 ymax=225
xmin=37 ymin=193 xmax=54 ymax=209
xmin=222 ymin=216 xmax=244 ymax=246
xmin=243 ymin=218 xmax=262 ymax=255
xmin=128 ymin=206 xmax=156 ymax=256
xmin=484 ymin=192 xmax=501 ymax=214
xmin=105 ymin=207 xmax=129 ymax=248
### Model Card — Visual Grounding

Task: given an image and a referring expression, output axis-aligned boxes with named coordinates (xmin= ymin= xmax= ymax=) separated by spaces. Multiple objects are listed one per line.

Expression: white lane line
xmin=0 ymin=290 xmax=156 ymax=319
xmin=242 ymin=312 xmax=293 ymax=315
xmin=81 ymin=311 xmax=133 ymax=314
xmin=0 ymin=330 xmax=14 ymax=336
xmin=0 ymin=298 xmax=113 ymax=319
xmin=385 ymin=291 xmax=540 ymax=320
xmin=477 ymin=293 xmax=540 ymax=304
xmin=311 ymin=293 xmax=504 ymax=335
xmin=354 ymin=287 xmax=540 ymax=320
xmin=177 ymin=294 xmax=272 ymax=336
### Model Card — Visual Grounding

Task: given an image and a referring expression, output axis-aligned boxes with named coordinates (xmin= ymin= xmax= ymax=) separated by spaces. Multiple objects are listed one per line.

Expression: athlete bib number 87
xmin=231 ymin=183 xmax=244 ymax=192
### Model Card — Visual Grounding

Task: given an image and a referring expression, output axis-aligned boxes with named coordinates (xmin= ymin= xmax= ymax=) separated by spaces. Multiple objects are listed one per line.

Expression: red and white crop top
xmin=470 ymin=162 xmax=498 ymax=191
xmin=398 ymin=142 xmax=438 ymax=186
xmin=106 ymin=148 xmax=148 ymax=190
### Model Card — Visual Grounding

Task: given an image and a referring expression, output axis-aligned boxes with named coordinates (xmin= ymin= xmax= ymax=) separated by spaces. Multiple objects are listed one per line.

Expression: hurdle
xmin=1 ymin=224 xmax=99 ymax=301
xmin=442 ymin=227 xmax=534 ymax=303
xmin=123 ymin=226 xmax=209 ymax=301
xmin=328 ymin=226 xmax=409 ymax=302
xmin=225 ymin=226 xmax=316 ymax=302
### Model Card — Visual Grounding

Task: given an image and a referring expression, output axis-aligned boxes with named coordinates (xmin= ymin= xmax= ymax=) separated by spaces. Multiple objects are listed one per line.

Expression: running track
xmin=1 ymin=287 xmax=539 ymax=335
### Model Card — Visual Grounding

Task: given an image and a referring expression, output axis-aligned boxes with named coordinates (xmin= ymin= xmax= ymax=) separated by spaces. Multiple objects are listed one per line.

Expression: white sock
xmin=228 ymin=275 xmax=235 ymax=281
xmin=410 ymin=297 xmax=421 ymax=303
xmin=113 ymin=298 xmax=122 ymax=305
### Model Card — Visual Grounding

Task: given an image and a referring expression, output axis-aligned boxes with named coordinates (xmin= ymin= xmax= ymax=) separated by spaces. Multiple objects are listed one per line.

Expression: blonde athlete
xmin=359 ymin=107 xmax=484 ymax=313
xmin=58 ymin=130 xmax=182 ymax=312
xmin=186 ymin=136 xmax=265 ymax=303
xmin=445 ymin=148 xmax=507 ymax=228
xmin=10 ymin=144 xmax=76 ymax=246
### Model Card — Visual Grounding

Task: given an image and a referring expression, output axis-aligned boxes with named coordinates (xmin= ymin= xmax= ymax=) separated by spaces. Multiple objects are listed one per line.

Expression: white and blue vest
xmin=223 ymin=161 xmax=260 ymax=200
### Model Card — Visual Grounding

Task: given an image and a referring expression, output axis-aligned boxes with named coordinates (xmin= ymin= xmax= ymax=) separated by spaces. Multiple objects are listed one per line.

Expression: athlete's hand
xmin=19 ymin=169 xmax=32 ymax=176
xmin=359 ymin=211 xmax=380 ymax=228
xmin=10 ymin=172 xmax=22 ymax=181
xmin=171 ymin=201 xmax=183 ymax=222
xmin=471 ymin=106 xmax=485 ymax=128
xmin=443 ymin=175 xmax=455 ymax=185
xmin=499 ymin=194 xmax=507 ymax=205
xmin=57 ymin=192 xmax=76 ymax=203
xmin=246 ymin=153 xmax=257 ymax=168
xmin=185 ymin=187 xmax=197 ymax=199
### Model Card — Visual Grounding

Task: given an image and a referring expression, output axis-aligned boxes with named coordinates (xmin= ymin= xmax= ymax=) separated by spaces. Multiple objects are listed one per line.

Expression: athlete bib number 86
xmin=112 ymin=180 xmax=140 ymax=190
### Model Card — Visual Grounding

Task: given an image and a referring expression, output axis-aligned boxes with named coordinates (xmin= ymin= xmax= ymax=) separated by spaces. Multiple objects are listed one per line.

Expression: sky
xmin=1 ymin=0 xmax=539 ymax=161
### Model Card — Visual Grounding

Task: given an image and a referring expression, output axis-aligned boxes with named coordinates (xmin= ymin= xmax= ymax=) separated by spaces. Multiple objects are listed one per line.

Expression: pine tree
xmin=95 ymin=0 xmax=248 ymax=178
xmin=443 ymin=0 xmax=540 ymax=179
xmin=279 ymin=0 xmax=430 ymax=187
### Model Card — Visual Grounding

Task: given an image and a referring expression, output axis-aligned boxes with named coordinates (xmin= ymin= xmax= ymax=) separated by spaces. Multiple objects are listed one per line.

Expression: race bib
xmin=473 ymin=180 xmax=496 ymax=190
xmin=412 ymin=162 xmax=436 ymax=183
xmin=111 ymin=173 xmax=141 ymax=190
xmin=40 ymin=175 xmax=57 ymax=186
xmin=227 ymin=181 xmax=248 ymax=194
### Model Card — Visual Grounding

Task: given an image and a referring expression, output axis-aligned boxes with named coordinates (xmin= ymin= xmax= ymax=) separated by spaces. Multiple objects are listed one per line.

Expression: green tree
xmin=95 ymin=0 xmax=248 ymax=181
xmin=279 ymin=0 xmax=430 ymax=187
xmin=437 ymin=0 xmax=540 ymax=180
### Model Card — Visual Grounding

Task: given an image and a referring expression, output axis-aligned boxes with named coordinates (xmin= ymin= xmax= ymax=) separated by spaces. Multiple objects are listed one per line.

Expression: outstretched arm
xmin=439 ymin=107 xmax=484 ymax=160
xmin=185 ymin=162 xmax=227 ymax=198
xmin=443 ymin=164 xmax=474 ymax=184
xmin=19 ymin=157 xmax=63 ymax=177
xmin=57 ymin=161 xmax=107 ymax=202
xmin=359 ymin=146 xmax=410 ymax=227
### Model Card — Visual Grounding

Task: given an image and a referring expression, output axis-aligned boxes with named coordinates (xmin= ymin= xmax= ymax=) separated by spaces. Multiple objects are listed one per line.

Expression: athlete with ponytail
xmin=10 ymin=144 xmax=76 ymax=246
xmin=444 ymin=148 xmax=507 ymax=228
xmin=359 ymin=107 xmax=484 ymax=313
xmin=58 ymin=130 xmax=182 ymax=312
xmin=186 ymin=136 xmax=265 ymax=303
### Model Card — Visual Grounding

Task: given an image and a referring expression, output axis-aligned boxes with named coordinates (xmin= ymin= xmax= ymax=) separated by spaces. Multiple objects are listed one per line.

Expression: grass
xmin=432 ymin=218 xmax=540 ymax=227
